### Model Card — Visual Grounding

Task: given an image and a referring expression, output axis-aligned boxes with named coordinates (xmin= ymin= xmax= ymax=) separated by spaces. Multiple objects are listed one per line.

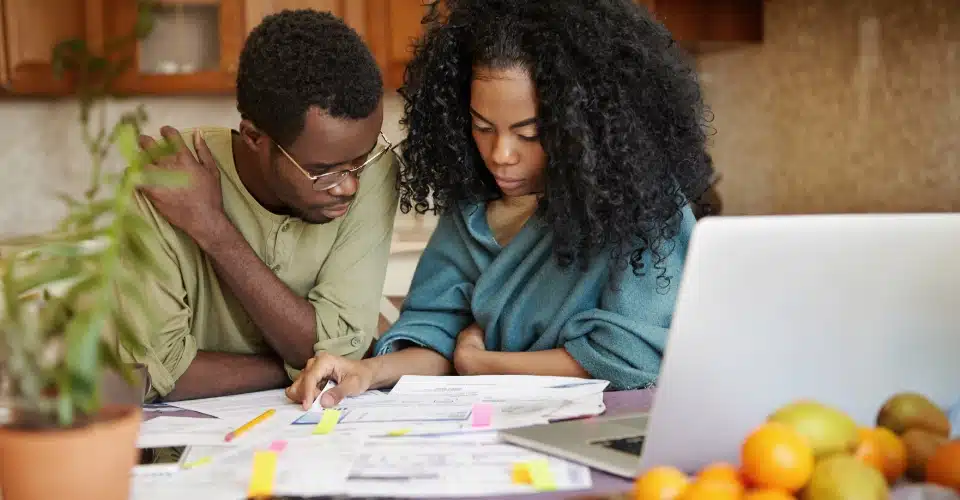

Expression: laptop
xmin=500 ymin=214 xmax=960 ymax=478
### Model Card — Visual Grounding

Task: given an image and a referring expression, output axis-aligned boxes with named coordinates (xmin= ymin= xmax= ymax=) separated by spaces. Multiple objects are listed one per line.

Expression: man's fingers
xmin=320 ymin=386 xmax=345 ymax=408
xmin=138 ymin=134 xmax=160 ymax=163
xmin=159 ymin=126 xmax=188 ymax=153
xmin=284 ymin=380 xmax=299 ymax=403
xmin=321 ymin=374 xmax=364 ymax=408
xmin=299 ymin=357 xmax=335 ymax=410
xmin=193 ymin=129 xmax=218 ymax=168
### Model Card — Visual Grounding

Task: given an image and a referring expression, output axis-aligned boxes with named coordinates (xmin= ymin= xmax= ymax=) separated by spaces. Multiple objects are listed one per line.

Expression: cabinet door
xmin=246 ymin=1 xmax=369 ymax=43
xmin=366 ymin=0 xmax=431 ymax=91
xmin=1 ymin=0 xmax=96 ymax=95
xmin=640 ymin=0 xmax=763 ymax=50
xmin=105 ymin=0 xmax=245 ymax=95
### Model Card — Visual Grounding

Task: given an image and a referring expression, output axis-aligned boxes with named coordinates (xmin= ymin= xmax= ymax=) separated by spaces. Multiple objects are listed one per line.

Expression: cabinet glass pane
xmin=139 ymin=3 xmax=221 ymax=74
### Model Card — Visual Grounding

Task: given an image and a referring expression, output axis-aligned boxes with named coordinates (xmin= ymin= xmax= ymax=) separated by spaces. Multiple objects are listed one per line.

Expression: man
xmin=121 ymin=9 xmax=400 ymax=401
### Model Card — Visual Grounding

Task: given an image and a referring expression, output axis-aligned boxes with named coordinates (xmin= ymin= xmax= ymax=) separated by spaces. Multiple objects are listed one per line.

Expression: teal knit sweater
xmin=375 ymin=201 xmax=695 ymax=390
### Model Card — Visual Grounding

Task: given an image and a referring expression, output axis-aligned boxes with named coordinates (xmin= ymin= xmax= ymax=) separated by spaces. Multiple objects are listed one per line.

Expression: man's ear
xmin=238 ymin=120 xmax=267 ymax=152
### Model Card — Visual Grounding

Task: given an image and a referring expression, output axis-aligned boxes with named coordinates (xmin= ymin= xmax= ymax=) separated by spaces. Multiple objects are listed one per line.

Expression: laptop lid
xmin=640 ymin=214 xmax=960 ymax=474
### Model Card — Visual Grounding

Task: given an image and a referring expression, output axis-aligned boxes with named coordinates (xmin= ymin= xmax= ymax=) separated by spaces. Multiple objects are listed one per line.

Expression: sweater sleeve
xmin=374 ymin=213 xmax=477 ymax=359
xmin=561 ymin=207 xmax=695 ymax=390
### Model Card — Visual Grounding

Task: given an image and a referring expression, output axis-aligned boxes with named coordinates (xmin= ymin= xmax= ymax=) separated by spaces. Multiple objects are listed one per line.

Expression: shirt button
xmin=271 ymin=264 xmax=281 ymax=272
xmin=281 ymin=223 xmax=290 ymax=232
xmin=350 ymin=337 xmax=361 ymax=347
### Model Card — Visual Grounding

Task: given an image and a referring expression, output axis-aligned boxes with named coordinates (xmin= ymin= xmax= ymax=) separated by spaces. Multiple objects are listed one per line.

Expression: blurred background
xmin=0 ymin=0 xmax=957 ymax=302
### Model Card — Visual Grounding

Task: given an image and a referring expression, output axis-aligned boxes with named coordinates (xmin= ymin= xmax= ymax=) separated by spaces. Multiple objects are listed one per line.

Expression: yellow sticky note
xmin=247 ymin=451 xmax=278 ymax=498
xmin=511 ymin=462 xmax=532 ymax=484
xmin=183 ymin=456 xmax=212 ymax=469
xmin=312 ymin=409 xmax=341 ymax=435
xmin=527 ymin=460 xmax=556 ymax=491
xmin=387 ymin=428 xmax=411 ymax=437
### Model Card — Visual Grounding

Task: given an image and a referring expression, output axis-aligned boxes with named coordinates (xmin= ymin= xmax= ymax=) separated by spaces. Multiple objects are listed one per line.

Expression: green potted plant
xmin=0 ymin=3 xmax=186 ymax=499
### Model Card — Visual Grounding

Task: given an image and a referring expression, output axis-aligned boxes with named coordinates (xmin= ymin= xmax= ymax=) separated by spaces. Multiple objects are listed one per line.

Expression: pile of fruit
xmin=633 ymin=392 xmax=960 ymax=500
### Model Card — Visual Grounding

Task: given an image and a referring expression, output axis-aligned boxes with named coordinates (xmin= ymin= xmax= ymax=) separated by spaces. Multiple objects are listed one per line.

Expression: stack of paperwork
xmin=132 ymin=375 xmax=609 ymax=499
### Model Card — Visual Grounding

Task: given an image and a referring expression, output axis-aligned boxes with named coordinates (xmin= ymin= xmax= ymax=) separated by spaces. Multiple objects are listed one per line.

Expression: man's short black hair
xmin=236 ymin=9 xmax=383 ymax=148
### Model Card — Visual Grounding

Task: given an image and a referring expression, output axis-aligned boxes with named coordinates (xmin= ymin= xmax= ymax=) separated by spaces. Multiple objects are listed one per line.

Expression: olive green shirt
xmin=121 ymin=127 xmax=399 ymax=400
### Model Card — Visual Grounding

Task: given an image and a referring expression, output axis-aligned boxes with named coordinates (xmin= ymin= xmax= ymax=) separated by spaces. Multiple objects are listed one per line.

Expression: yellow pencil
xmin=225 ymin=409 xmax=276 ymax=442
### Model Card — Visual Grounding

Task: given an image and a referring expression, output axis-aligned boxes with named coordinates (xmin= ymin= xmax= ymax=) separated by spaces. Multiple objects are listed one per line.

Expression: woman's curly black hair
xmin=398 ymin=0 xmax=715 ymax=280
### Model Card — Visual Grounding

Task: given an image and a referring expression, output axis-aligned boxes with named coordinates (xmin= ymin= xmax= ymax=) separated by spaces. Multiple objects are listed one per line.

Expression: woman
xmin=287 ymin=0 xmax=715 ymax=408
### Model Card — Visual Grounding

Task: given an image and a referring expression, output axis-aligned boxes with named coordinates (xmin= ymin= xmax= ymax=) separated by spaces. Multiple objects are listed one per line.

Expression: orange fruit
xmin=698 ymin=462 xmax=743 ymax=484
xmin=677 ymin=479 xmax=743 ymax=500
xmin=634 ymin=466 xmax=691 ymax=500
xmin=854 ymin=428 xmax=887 ymax=472
xmin=743 ymin=489 xmax=795 ymax=500
xmin=855 ymin=427 xmax=907 ymax=483
xmin=697 ymin=463 xmax=745 ymax=496
xmin=741 ymin=422 xmax=814 ymax=493
xmin=926 ymin=439 xmax=960 ymax=493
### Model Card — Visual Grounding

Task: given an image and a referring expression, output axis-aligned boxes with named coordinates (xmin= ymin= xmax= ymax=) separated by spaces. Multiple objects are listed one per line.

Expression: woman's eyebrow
xmin=508 ymin=117 xmax=537 ymax=129
xmin=469 ymin=108 xmax=537 ymax=129
xmin=470 ymin=108 xmax=492 ymax=123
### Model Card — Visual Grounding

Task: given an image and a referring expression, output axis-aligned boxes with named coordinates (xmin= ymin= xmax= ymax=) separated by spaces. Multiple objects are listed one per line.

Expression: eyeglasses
xmin=276 ymin=132 xmax=402 ymax=192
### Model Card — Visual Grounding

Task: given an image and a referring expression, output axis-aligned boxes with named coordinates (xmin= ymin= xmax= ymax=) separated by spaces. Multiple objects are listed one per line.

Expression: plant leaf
xmin=88 ymin=56 xmax=109 ymax=75
xmin=56 ymin=193 xmax=81 ymax=209
xmin=12 ymin=259 xmax=84 ymax=297
xmin=115 ymin=123 xmax=140 ymax=165
xmin=30 ymin=242 xmax=89 ymax=259
xmin=63 ymin=310 xmax=104 ymax=416
xmin=1 ymin=258 xmax=19 ymax=323
xmin=134 ymin=9 xmax=156 ymax=38
xmin=50 ymin=38 xmax=88 ymax=80
xmin=70 ymin=370 xmax=99 ymax=416
xmin=58 ymin=390 xmax=74 ymax=427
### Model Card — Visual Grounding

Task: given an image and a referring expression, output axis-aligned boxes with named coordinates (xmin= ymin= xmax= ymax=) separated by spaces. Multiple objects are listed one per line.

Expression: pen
xmin=225 ymin=409 xmax=276 ymax=442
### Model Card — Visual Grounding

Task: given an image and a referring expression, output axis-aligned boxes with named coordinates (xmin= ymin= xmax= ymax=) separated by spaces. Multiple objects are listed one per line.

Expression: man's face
xmin=261 ymin=102 xmax=385 ymax=224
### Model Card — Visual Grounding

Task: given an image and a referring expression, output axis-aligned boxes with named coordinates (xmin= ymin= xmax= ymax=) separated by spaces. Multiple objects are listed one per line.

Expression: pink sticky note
xmin=267 ymin=440 xmax=288 ymax=453
xmin=471 ymin=403 xmax=493 ymax=428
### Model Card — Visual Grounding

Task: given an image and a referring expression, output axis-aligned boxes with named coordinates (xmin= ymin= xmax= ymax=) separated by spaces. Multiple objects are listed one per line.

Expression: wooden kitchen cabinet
xmin=645 ymin=0 xmax=764 ymax=53
xmin=246 ymin=0 xmax=370 ymax=40
xmin=0 ymin=0 xmax=101 ymax=95
xmin=365 ymin=0 xmax=431 ymax=91
xmin=245 ymin=0 xmax=428 ymax=91
xmin=104 ymin=0 xmax=246 ymax=95
xmin=0 ymin=0 xmax=761 ymax=97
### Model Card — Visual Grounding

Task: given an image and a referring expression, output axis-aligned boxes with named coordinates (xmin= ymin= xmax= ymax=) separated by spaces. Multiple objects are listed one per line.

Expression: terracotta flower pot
xmin=0 ymin=404 xmax=142 ymax=500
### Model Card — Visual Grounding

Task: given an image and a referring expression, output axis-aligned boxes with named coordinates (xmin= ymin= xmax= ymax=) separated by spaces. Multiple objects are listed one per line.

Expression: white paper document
xmin=132 ymin=436 xmax=360 ymax=500
xmin=390 ymin=374 xmax=609 ymax=397
xmin=163 ymin=389 xmax=299 ymax=421
xmin=346 ymin=433 xmax=593 ymax=497
xmin=295 ymin=375 xmax=608 ymax=432
xmin=137 ymin=416 xmax=234 ymax=448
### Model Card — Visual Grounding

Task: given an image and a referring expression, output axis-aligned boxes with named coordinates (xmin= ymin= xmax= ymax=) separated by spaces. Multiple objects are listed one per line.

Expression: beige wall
xmin=699 ymin=0 xmax=960 ymax=215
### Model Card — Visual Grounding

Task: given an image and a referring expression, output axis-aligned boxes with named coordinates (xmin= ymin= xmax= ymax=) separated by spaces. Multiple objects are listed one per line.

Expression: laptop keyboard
xmin=592 ymin=435 xmax=646 ymax=456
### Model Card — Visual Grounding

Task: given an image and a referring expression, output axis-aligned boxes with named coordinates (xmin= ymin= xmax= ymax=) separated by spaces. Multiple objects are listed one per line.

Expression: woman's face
xmin=470 ymin=66 xmax=547 ymax=196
